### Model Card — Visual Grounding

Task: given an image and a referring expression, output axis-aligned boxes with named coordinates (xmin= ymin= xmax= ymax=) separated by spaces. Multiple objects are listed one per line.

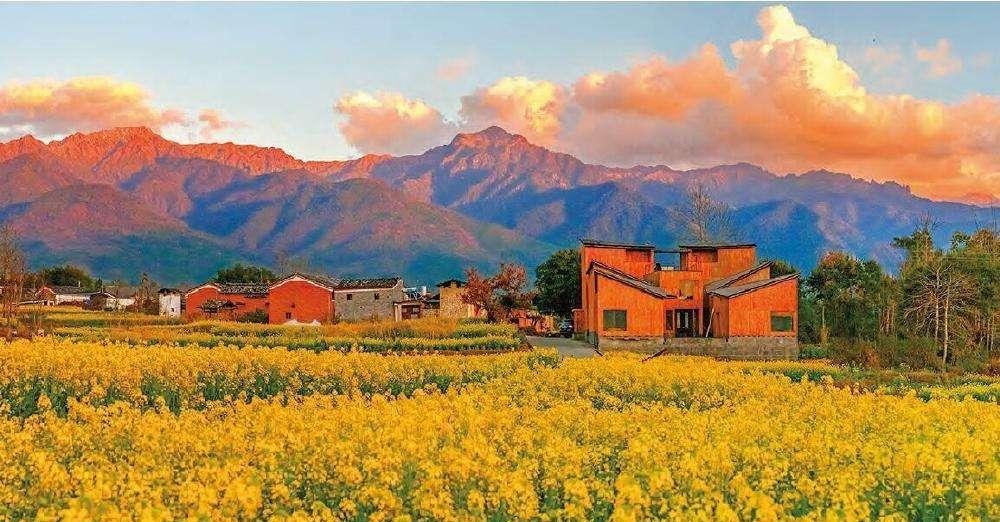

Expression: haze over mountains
xmin=0 ymin=126 xmax=992 ymax=285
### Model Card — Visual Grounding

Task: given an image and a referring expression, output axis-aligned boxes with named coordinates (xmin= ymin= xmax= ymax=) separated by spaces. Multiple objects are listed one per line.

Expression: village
xmin=24 ymin=238 xmax=802 ymax=359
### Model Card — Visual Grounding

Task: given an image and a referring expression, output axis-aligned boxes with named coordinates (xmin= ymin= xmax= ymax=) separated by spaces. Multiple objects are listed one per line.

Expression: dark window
xmin=771 ymin=313 xmax=794 ymax=332
xmin=665 ymin=311 xmax=673 ymax=330
xmin=285 ymin=312 xmax=292 ymax=320
xmin=374 ymin=293 xmax=380 ymax=300
xmin=603 ymin=310 xmax=627 ymax=331
xmin=346 ymin=294 xmax=353 ymax=301
xmin=291 ymin=303 xmax=296 ymax=308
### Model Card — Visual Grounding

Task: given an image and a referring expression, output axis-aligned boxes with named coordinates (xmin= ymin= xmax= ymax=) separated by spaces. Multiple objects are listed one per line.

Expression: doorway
xmin=675 ymin=309 xmax=696 ymax=337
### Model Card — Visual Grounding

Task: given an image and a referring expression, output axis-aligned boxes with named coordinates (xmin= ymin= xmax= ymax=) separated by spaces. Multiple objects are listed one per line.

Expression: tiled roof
xmin=45 ymin=286 xmax=92 ymax=295
xmin=708 ymin=273 xmax=798 ymax=298
xmin=587 ymin=261 xmax=674 ymax=299
xmin=216 ymin=283 xmax=271 ymax=296
xmin=580 ymin=238 xmax=656 ymax=250
xmin=334 ymin=277 xmax=402 ymax=290
xmin=436 ymin=278 xmax=466 ymax=287
xmin=705 ymin=261 xmax=773 ymax=292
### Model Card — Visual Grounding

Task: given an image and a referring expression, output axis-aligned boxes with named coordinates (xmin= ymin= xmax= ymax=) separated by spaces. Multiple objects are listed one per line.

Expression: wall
xmin=268 ymin=279 xmax=334 ymax=324
xmin=158 ymin=294 xmax=181 ymax=318
xmin=594 ymin=275 xmax=665 ymax=338
xmin=438 ymin=282 xmax=479 ymax=319
xmin=680 ymin=246 xmax=756 ymax=282
xmin=711 ymin=278 xmax=798 ymax=338
xmin=183 ymin=286 xmax=267 ymax=321
xmin=334 ymin=282 xmax=405 ymax=321
xmin=598 ymin=336 xmax=799 ymax=360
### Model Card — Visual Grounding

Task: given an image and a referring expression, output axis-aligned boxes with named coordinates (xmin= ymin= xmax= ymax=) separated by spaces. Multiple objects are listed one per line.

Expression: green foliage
xmin=804 ymin=252 xmax=896 ymax=340
xmin=766 ymin=258 xmax=798 ymax=277
xmin=214 ymin=263 xmax=276 ymax=285
xmin=534 ymin=249 xmax=581 ymax=317
xmin=37 ymin=264 xmax=95 ymax=290
xmin=237 ymin=309 xmax=269 ymax=324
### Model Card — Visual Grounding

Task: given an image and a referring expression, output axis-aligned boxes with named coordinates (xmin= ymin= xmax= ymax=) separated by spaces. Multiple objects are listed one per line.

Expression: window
xmin=771 ymin=313 xmax=794 ymax=332
xmin=285 ymin=312 xmax=292 ymax=320
xmin=665 ymin=311 xmax=673 ymax=330
xmin=346 ymin=293 xmax=353 ymax=301
xmin=291 ymin=303 xmax=296 ymax=308
xmin=603 ymin=310 xmax=627 ymax=331
xmin=679 ymin=279 xmax=695 ymax=299
xmin=374 ymin=293 xmax=380 ymax=300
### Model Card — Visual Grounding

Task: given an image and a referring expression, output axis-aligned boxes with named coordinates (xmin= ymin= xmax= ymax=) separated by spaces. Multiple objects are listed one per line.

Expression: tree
xmin=214 ymin=263 xmax=276 ymax=285
xmin=0 ymin=226 xmax=27 ymax=330
xmin=534 ymin=249 xmax=581 ymax=317
xmin=804 ymin=252 xmax=894 ymax=341
xmin=38 ymin=264 xmax=95 ymax=290
xmin=765 ymin=258 xmax=798 ymax=277
xmin=680 ymin=184 xmax=738 ymax=243
xmin=135 ymin=273 xmax=159 ymax=314
xmin=462 ymin=263 xmax=536 ymax=322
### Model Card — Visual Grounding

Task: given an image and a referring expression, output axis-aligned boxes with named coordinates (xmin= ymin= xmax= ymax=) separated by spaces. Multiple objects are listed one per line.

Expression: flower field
xmin=1 ymin=336 xmax=999 ymax=520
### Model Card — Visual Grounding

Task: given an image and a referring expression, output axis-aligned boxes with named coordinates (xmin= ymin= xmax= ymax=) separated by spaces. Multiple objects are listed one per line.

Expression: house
xmin=35 ymin=285 xmax=91 ymax=306
xmin=184 ymin=282 xmax=270 ymax=321
xmin=158 ymin=288 xmax=183 ymax=318
xmin=333 ymin=277 xmax=404 ymax=322
xmin=435 ymin=279 xmax=484 ymax=319
xmin=267 ymin=274 xmax=336 ymax=324
xmin=88 ymin=286 xmax=138 ymax=311
xmin=576 ymin=239 xmax=799 ymax=359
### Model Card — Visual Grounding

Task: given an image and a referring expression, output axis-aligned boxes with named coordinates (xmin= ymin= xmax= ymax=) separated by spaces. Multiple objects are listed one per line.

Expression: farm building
xmin=435 ymin=279 xmax=485 ymax=319
xmin=183 ymin=273 xmax=410 ymax=324
xmin=35 ymin=286 xmax=92 ymax=306
xmin=333 ymin=277 xmax=404 ymax=322
xmin=158 ymin=288 xmax=183 ymax=318
xmin=575 ymin=239 xmax=799 ymax=359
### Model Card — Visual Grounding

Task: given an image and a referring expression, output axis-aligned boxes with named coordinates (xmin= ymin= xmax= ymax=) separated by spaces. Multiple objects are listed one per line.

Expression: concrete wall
xmin=596 ymin=335 xmax=799 ymax=360
xmin=334 ymin=282 xmax=404 ymax=321
xmin=159 ymin=294 xmax=181 ymax=318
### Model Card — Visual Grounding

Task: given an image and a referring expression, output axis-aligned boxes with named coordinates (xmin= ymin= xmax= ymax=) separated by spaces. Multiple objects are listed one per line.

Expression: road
xmin=526 ymin=335 xmax=597 ymax=358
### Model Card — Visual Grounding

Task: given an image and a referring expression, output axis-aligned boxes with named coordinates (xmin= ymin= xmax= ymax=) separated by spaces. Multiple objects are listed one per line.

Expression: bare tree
xmin=681 ymin=184 xmax=738 ymax=243
xmin=903 ymin=256 xmax=975 ymax=364
xmin=0 ymin=226 xmax=28 ymax=331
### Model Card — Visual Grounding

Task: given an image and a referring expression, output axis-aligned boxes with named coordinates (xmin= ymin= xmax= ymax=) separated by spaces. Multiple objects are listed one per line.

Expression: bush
xmin=798 ymin=344 xmax=828 ymax=360
xmin=828 ymin=336 xmax=941 ymax=370
xmin=237 ymin=309 xmax=269 ymax=324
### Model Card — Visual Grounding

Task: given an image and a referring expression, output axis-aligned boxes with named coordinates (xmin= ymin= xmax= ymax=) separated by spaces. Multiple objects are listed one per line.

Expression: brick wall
xmin=334 ymin=282 xmax=404 ymax=321
xmin=596 ymin=335 xmax=799 ymax=360
xmin=268 ymin=279 xmax=333 ymax=324
xmin=438 ymin=283 xmax=478 ymax=319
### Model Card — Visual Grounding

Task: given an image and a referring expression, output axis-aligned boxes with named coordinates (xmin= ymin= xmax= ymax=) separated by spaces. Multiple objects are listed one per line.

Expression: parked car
xmin=558 ymin=319 xmax=574 ymax=338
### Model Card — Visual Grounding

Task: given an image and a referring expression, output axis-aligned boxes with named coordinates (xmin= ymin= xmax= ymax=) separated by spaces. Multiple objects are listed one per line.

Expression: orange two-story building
xmin=576 ymin=239 xmax=799 ymax=359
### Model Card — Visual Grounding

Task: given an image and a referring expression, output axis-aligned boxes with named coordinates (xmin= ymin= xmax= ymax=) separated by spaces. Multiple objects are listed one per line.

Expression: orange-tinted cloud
xmin=197 ymin=109 xmax=243 ymax=140
xmin=574 ymin=44 xmax=738 ymax=119
xmin=459 ymin=76 xmax=567 ymax=145
xmin=916 ymin=39 xmax=963 ymax=78
xmin=335 ymin=91 xmax=456 ymax=154
xmin=437 ymin=54 xmax=476 ymax=81
xmin=0 ymin=76 xmax=187 ymax=138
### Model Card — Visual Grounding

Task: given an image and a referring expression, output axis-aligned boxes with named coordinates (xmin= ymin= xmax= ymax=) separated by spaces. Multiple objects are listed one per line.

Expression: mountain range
xmin=0 ymin=126 xmax=993 ymax=286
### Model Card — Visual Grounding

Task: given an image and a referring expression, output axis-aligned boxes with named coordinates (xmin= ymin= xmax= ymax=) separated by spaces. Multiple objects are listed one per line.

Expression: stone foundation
xmin=595 ymin=335 xmax=798 ymax=360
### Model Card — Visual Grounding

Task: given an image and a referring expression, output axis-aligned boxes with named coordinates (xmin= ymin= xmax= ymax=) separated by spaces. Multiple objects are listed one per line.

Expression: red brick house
xmin=576 ymin=239 xmax=799 ymax=359
xmin=184 ymin=283 xmax=270 ymax=321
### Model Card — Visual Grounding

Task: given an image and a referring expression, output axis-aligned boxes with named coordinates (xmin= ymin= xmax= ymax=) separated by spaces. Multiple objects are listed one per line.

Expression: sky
xmin=0 ymin=2 xmax=998 ymax=202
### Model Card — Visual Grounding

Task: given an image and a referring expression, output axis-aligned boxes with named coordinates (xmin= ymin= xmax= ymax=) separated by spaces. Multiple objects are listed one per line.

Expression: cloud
xmin=863 ymin=46 xmax=902 ymax=72
xmin=573 ymin=44 xmax=737 ymax=119
xmin=197 ymin=109 xmax=243 ymax=140
xmin=916 ymin=39 xmax=963 ymax=78
xmin=0 ymin=76 xmax=187 ymax=138
xmin=459 ymin=76 xmax=567 ymax=145
xmin=335 ymin=91 xmax=456 ymax=154
xmin=334 ymin=5 xmax=999 ymax=202
xmin=437 ymin=54 xmax=476 ymax=81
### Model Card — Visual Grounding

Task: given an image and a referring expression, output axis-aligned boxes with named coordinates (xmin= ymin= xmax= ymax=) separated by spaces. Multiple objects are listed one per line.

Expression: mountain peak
xmin=0 ymin=134 xmax=46 ymax=162
xmin=449 ymin=126 xmax=527 ymax=148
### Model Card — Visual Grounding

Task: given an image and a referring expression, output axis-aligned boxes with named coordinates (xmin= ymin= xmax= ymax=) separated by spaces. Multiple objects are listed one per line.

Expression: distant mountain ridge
xmin=0 ymin=126 xmax=992 ymax=285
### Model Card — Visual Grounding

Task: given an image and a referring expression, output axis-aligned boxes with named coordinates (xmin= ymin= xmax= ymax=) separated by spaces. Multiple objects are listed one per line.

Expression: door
xmin=675 ymin=310 xmax=695 ymax=337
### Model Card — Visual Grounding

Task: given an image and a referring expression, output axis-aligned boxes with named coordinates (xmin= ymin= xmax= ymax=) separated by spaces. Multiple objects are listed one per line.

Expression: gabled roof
xmin=580 ymin=238 xmax=656 ymax=250
xmin=41 ymin=285 xmax=92 ymax=296
xmin=271 ymin=273 xmax=337 ymax=291
xmin=678 ymin=242 xmax=756 ymax=250
xmin=708 ymin=273 xmax=798 ymax=298
xmin=587 ymin=261 xmax=674 ymax=299
xmin=705 ymin=261 xmax=773 ymax=292
xmin=334 ymin=277 xmax=402 ymax=291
